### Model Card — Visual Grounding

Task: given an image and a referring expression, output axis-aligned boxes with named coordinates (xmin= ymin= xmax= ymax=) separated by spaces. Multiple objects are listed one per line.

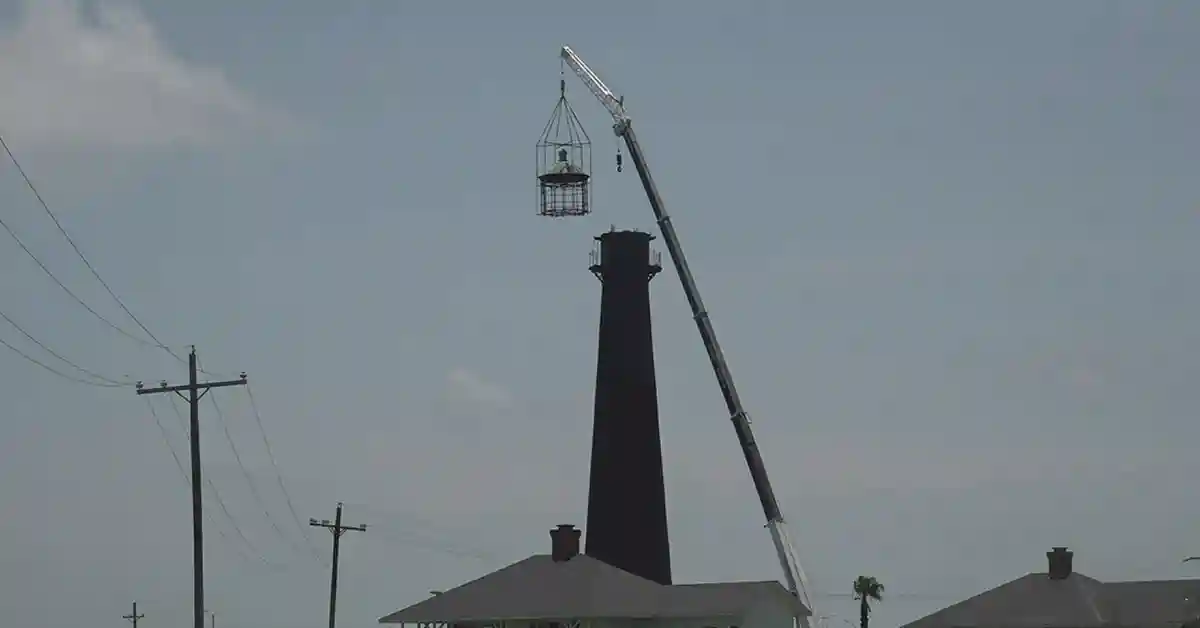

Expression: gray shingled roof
xmin=378 ymin=554 xmax=806 ymax=623
xmin=1103 ymin=580 xmax=1200 ymax=627
xmin=900 ymin=572 xmax=1109 ymax=628
xmin=900 ymin=573 xmax=1200 ymax=628
xmin=662 ymin=582 xmax=808 ymax=618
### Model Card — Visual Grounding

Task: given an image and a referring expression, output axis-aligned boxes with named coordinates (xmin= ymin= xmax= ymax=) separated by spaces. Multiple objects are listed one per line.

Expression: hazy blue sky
xmin=1 ymin=1 xmax=1198 ymax=627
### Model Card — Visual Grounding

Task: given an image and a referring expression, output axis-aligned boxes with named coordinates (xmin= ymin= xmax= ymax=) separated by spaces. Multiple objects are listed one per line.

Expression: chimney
xmin=1047 ymin=547 xmax=1074 ymax=580
xmin=550 ymin=524 xmax=581 ymax=562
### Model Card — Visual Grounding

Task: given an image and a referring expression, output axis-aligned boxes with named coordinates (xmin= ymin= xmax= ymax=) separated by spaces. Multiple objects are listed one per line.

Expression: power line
xmin=144 ymin=396 xmax=260 ymax=567
xmin=146 ymin=397 xmax=192 ymax=482
xmin=0 ymin=334 xmax=128 ymax=387
xmin=1 ymin=132 xmax=234 ymax=380
xmin=163 ymin=396 xmax=281 ymax=568
xmin=0 ymin=132 xmax=183 ymax=364
xmin=338 ymin=503 xmax=501 ymax=565
xmin=366 ymin=526 xmax=498 ymax=564
xmin=136 ymin=348 xmax=253 ymax=628
xmin=0 ymin=209 xmax=158 ymax=348
xmin=209 ymin=391 xmax=312 ymax=560
xmin=245 ymin=385 xmax=326 ymax=564
xmin=0 ymin=308 xmax=132 ymax=386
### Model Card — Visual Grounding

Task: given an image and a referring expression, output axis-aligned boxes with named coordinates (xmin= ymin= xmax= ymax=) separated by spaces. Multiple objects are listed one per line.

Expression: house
xmin=901 ymin=547 xmax=1200 ymax=628
xmin=378 ymin=524 xmax=809 ymax=628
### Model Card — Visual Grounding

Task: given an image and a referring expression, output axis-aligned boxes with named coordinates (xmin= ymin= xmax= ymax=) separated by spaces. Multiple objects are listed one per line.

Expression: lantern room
xmin=536 ymin=79 xmax=592 ymax=218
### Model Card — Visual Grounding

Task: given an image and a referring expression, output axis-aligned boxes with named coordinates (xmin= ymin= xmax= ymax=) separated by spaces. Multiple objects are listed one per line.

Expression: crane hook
xmin=616 ymin=152 xmax=623 ymax=173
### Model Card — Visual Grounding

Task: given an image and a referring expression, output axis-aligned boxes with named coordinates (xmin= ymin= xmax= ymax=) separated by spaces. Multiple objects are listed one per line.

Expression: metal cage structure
xmin=536 ymin=80 xmax=592 ymax=218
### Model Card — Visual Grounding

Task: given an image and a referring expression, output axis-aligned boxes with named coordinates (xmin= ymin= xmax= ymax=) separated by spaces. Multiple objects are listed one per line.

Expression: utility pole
xmin=123 ymin=601 xmax=145 ymax=628
xmin=136 ymin=347 xmax=247 ymax=628
xmin=310 ymin=502 xmax=367 ymax=628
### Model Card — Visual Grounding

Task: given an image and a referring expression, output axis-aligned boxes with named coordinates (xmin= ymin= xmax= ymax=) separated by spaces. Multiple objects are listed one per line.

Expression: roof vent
xmin=1047 ymin=547 xmax=1073 ymax=580
xmin=550 ymin=524 xmax=581 ymax=562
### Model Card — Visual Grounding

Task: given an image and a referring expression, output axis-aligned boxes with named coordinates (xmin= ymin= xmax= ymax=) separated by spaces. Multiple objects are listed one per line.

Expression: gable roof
xmin=664 ymin=582 xmax=808 ymax=618
xmin=378 ymin=554 xmax=806 ymax=623
xmin=901 ymin=572 xmax=1110 ymax=628
xmin=900 ymin=573 xmax=1200 ymax=628
xmin=1102 ymin=580 xmax=1200 ymax=627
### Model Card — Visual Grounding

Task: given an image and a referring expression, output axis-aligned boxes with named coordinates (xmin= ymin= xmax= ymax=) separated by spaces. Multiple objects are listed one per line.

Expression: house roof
xmin=900 ymin=572 xmax=1110 ymax=628
xmin=1103 ymin=580 xmax=1200 ymax=627
xmin=664 ymin=582 xmax=809 ymax=619
xmin=377 ymin=554 xmax=807 ymax=623
xmin=899 ymin=573 xmax=1200 ymax=628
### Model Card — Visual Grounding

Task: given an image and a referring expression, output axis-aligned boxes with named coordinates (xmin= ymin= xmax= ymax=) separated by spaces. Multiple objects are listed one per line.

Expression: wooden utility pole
xmin=136 ymin=347 xmax=246 ymax=628
xmin=123 ymin=601 xmax=145 ymax=628
xmin=310 ymin=502 xmax=366 ymax=628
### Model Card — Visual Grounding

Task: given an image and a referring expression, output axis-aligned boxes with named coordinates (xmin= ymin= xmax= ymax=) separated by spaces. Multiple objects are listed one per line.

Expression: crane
xmin=559 ymin=46 xmax=816 ymax=623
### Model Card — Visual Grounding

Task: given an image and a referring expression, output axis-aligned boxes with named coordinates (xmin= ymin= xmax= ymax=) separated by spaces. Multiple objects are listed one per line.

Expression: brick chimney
xmin=550 ymin=524 xmax=581 ymax=562
xmin=1047 ymin=547 xmax=1074 ymax=580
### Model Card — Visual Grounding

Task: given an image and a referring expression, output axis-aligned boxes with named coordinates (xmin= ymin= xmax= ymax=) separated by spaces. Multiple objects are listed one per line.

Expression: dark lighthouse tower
xmin=584 ymin=228 xmax=671 ymax=585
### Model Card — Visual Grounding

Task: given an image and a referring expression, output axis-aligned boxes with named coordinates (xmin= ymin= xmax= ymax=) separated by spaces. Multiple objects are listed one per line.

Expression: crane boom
xmin=559 ymin=46 xmax=815 ymax=622
xmin=560 ymin=46 xmax=629 ymax=128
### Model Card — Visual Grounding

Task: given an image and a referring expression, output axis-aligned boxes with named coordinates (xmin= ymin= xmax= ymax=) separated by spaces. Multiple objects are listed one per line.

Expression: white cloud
xmin=0 ymin=0 xmax=294 ymax=150
xmin=445 ymin=367 xmax=515 ymax=410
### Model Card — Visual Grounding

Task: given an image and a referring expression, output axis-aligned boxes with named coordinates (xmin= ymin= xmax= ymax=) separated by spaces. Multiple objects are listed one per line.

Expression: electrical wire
xmin=193 ymin=349 xmax=239 ymax=381
xmin=197 ymin=355 xmax=322 ymax=565
xmin=245 ymin=384 xmax=327 ymax=564
xmin=339 ymin=502 xmax=503 ymax=565
xmin=0 ymin=132 xmax=185 ymax=365
xmin=0 ymin=334 xmax=130 ymax=387
xmin=165 ymin=396 xmax=286 ymax=569
xmin=367 ymin=526 xmax=499 ymax=564
xmin=1 ymin=133 xmax=235 ymax=380
xmin=0 ymin=210 xmax=161 ymax=348
xmin=144 ymin=396 xmax=261 ymax=566
xmin=209 ymin=391 xmax=314 ymax=561
xmin=0 ymin=308 xmax=133 ymax=386
xmin=0 ymin=133 xmax=289 ymax=570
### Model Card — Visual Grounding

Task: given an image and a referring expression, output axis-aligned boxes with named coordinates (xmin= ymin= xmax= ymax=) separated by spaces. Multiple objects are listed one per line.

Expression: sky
xmin=0 ymin=1 xmax=1197 ymax=627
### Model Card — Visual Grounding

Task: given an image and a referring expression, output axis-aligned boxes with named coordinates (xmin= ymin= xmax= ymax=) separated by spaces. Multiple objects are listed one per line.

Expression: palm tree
xmin=852 ymin=576 xmax=885 ymax=628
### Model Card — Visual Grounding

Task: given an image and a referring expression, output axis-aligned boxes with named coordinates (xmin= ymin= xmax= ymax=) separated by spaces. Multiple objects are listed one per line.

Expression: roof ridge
xmin=379 ymin=553 xmax=804 ymax=624
xmin=898 ymin=572 xmax=1112 ymax=628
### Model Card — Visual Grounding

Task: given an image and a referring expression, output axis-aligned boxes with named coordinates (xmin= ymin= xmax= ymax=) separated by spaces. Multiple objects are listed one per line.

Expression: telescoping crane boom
xmin=558 ymin=46 xmax=816 ymax=623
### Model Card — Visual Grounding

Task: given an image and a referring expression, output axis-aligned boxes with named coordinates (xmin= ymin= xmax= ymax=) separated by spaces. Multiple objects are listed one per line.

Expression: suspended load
xmin=536 ymin=79 xmax=592 ymax=217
